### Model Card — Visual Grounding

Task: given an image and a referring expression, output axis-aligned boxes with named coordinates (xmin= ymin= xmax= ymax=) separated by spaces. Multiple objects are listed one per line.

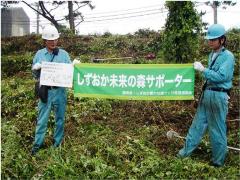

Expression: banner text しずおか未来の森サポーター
xmin=73 ymin=64 xmax=194 ymax=100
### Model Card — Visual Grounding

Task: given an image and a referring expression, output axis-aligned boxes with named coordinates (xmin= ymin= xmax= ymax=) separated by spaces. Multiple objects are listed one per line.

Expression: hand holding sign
xmin=72 ymin=59 xmax=81 ymax=66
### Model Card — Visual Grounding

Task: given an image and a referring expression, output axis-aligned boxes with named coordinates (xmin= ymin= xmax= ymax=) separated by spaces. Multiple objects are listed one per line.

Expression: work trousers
xmin=178 ymin=90 xmax=229 ymax=166
xmin=33 ymin=88 xmax=67 ymax=148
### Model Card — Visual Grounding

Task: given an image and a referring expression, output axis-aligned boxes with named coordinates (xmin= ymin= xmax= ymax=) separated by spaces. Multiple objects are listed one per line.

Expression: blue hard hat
xmin=205 ymin=24 xmax=226 ymax=40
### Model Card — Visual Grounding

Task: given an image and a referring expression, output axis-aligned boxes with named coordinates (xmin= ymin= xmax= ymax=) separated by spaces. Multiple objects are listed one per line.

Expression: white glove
xmin=32 ymin=63 xmax=42 ymax=70
xmin=72 ymin=59 xmax=80 ymax=66
xmin=194 ymin=62 xmax=205 ymax=72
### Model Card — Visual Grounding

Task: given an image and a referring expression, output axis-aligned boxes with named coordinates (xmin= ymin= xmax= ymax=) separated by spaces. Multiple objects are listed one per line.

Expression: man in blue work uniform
xmin=178 ymin=24 xmax=235 ymax=167
xmin=31 ymin=25 xmax=79 ymax=155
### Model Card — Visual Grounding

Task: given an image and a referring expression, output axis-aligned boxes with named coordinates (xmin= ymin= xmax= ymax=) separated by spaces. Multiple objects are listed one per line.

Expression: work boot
xmin=209 ymin=161 xmax=221 ymax=168
xmin=53 ymin=142 xmax=61 ymax=148
xmin=53 ymin=139 xmax=62 ymax=148
xmin=31 ymin=145 xmax=40 ymax=155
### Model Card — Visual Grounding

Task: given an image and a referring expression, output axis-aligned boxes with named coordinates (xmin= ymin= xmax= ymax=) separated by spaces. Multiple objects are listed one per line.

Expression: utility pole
xmin=212 ymin=1 xmax=218 ymax=24
xmin=36 ymin=3 xmax=40 ymax=34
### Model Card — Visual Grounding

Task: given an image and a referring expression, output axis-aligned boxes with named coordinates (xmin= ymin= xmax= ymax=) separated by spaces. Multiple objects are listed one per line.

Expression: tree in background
xmin=163 ymin=1 xmax=202 ymax=63
xmin=22 ymin=1 xmax=95 ymax=34
xmin=205 ymin=1 xmax=236 ymax=24
xmin=1 ymin=1 xmax=94 ymax=34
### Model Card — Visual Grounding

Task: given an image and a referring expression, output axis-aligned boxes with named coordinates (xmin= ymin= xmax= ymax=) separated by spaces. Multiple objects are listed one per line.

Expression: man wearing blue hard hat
xmin=178 ymin=24 xmax=235 ymax=167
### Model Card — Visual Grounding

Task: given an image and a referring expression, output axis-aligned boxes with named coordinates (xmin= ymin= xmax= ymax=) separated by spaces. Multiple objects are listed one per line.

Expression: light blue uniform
xmin=32 ymin=48 xmax=71 ymax=149
xmin=178 ymin=48 xmax=235 ymax=166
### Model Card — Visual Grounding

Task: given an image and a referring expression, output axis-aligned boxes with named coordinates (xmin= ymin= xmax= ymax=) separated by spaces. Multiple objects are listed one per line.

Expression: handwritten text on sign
xmin=40 ymin=62 xmax=73 ymax=88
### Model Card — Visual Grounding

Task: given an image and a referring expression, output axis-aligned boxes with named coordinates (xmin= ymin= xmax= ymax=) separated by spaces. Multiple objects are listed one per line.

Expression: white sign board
xmin=40 ymin=62 xmax=73 ymax=88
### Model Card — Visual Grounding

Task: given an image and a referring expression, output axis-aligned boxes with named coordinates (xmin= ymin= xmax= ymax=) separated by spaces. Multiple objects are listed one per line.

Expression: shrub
xmin=1 ymin=53 xmax=33 ymax=77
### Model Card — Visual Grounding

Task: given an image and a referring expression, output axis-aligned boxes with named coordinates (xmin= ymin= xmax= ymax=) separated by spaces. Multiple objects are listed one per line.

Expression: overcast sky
xmin=17 ymin=0 xmax=240 ymax=35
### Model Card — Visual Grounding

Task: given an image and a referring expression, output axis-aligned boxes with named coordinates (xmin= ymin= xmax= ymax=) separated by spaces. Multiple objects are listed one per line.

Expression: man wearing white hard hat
xmin=178 ymin=24 xmax=235 ymax=167
xmin=31 ymin=25 xmax=79 ymax=155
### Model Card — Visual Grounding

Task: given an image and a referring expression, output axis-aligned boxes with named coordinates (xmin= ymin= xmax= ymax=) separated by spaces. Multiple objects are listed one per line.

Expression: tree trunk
xmin=39 ymin=1 xmax=60 ymax=30
xmin=68 ymin=1 xmax=75 ymax=34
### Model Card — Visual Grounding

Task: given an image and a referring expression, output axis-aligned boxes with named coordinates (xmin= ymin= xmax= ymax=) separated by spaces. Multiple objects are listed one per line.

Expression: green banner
xmin=73 ymin=64 xmax=195 ymax=100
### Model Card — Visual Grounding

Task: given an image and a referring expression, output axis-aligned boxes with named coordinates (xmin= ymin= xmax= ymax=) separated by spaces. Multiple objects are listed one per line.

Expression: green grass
xmin=1 ymin=71 xmax=240 ymax=179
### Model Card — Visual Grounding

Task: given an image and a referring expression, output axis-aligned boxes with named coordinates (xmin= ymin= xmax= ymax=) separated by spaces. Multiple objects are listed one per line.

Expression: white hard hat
xmin=42 ymin=25 xmax=59 ymax=40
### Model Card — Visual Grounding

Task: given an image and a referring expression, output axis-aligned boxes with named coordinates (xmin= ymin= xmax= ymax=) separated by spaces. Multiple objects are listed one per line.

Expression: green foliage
xmin=134 ymin=28 xmax=158 ymax=38
xmin=59 ymin=25 xmax=76 ymax=38
xmin=1 ymin=30 xmax=240 ymax=178
xmin=1 ymin=53 xmax=33 ymax=77
xmin=1 ymin=71 xmax=239 ymax=179
xmin=1 ymin=32 xmax=164 ymax=59
xmin=163 ymin=1 xmax=202 ymax=63
xmin=102 ymin=31 xmax=112 ymax=37
xmin=1 ymin=27 xmax=239 ymax=64
xmin=226 ymin=28 xmax=240 ymax=58
xmin=1 ymin=35 xmax=43 ymax=54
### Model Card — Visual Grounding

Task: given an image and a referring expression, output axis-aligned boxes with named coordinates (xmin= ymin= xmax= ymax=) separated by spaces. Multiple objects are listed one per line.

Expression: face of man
xmin=45 ymin=39 xmax=58 ymax=52
xmin=207 ymin=38 xmax=224 ymax=52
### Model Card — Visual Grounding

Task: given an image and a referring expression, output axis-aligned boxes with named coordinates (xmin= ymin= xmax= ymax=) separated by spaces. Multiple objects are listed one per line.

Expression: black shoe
xmin=53 ymin=143 xmax=60 ymax=148
xmin=53 ymin=140 xmax=61 ymax=148
xmin=31 ymin=149 xmax=38 ymax=155
xmin=209 ymin=162 xmax=221 ymax=168
xmin=31 ymin=146 xmax=40 ymax=155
